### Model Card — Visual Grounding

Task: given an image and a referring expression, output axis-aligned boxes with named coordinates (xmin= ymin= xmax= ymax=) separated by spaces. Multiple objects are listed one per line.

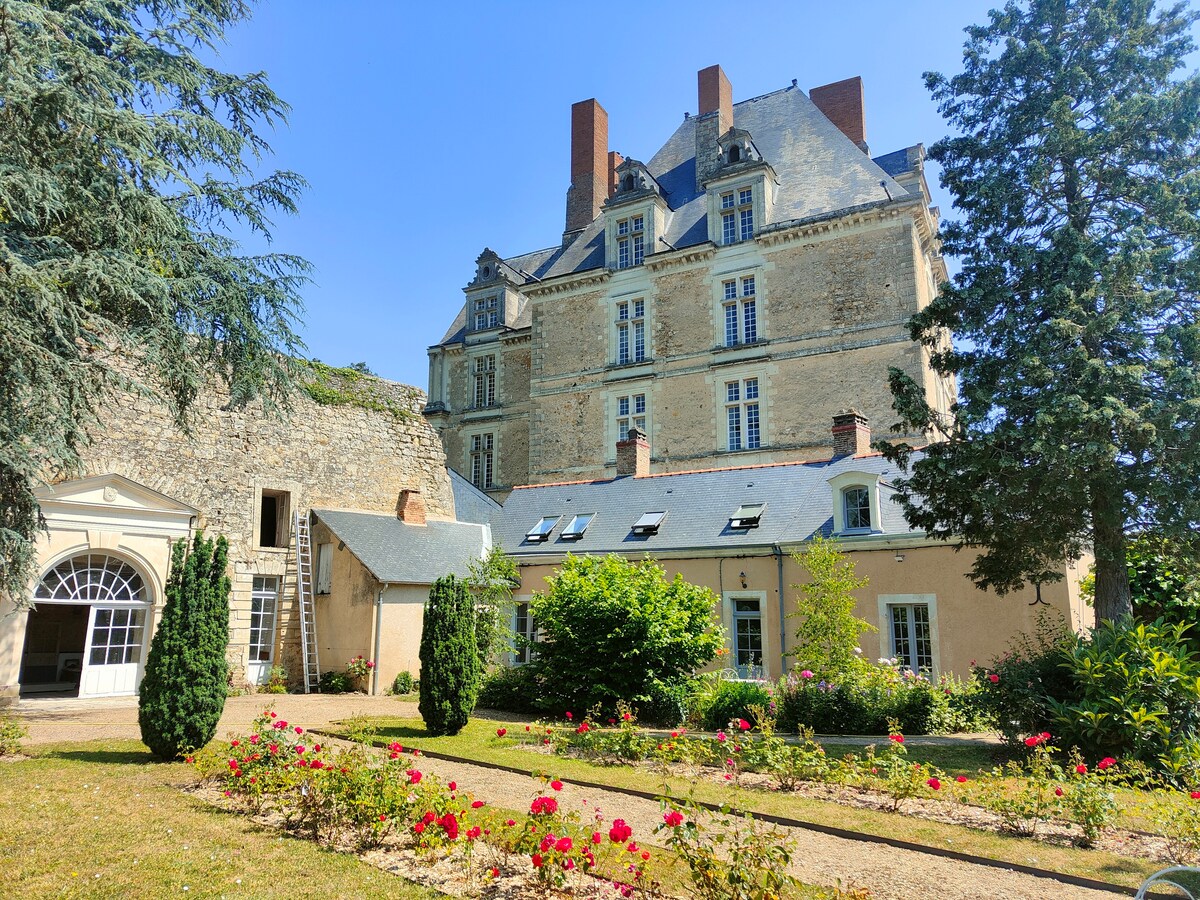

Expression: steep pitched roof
xmin=449 ymin=468 xmax=503 ymax=528
xmin=313 ymin=509 xmax=489 ymax=584
xmin=435 ymin=84 xmax=919 ymax=347
xmin=495 ymin=452 xmax=921 ymax=557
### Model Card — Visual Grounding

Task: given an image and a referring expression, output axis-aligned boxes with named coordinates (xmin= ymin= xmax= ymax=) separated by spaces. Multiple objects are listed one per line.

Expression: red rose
xmin=663 ymin=811 xmax=684 ymax=827
xmin=1055 ymin=787 xmax=1064 ymax=797
xmin=497 ymin=728 xmax=507 ymax=737
xmin=1098 ymin=757 xmax=1116 ymax=770
xmin=955 ymin=775 xmax=968 ymax=783
xmin=448 ymin=781 xmax=457 ymax=791
xmin=532 ymin=853 xmax=544 ymax=868
xmin=889 ymin=734 xmax=904 ymax=744
xmin=988 ymin=673 xmax=1000 ymax=683
xmin=555 ymin=837 xmax=573 ymax=852
xmin=551 ymin=779 xmax=564 ymax=791
xmin=1076 ymin=764 xmax=1088 ymax=775
xmin=472 ymin=800 xmax=485 ymax=809
xmin=927 ymin=777 xmax=941 ymax=791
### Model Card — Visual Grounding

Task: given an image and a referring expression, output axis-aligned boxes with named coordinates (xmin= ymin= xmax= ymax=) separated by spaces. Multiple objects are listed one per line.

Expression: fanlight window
xmin=34 ymin=554 xmax=146 ymax=604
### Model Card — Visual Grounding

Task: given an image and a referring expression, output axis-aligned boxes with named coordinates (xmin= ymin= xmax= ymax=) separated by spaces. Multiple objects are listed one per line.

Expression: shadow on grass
xmin=40 ymin=747 xmax=161 ymax=766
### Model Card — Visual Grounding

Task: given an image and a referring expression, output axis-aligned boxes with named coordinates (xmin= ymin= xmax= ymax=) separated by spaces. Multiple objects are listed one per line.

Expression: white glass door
xmin=80 ymin=606 xmax=147 ymax=697
xmin=246 ymin=577 xmax=278 ymax=685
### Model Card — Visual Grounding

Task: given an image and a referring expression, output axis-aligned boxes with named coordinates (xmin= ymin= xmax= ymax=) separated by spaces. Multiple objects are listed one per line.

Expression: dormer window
xmin=631 ymin=511 xmax=666 ymax=535
xmin=721 ymin=188 xmax=754 ymax=244
xmin=729 ymin=503 xmax=764 ymax=530
xmin=843 ymin=486 xmax=871 ymax=530
xmin=525 ymin=516 xmax=559 ymax=543
xmin=617 ymin=216 xmax=645 ymax=269
xmin=728 ymin=145 xmax=741 ymax=163
xmin=561 ymin=513 xmax=595 ymax=540
xmin=473 ymin=294 xmax=500 ymax=330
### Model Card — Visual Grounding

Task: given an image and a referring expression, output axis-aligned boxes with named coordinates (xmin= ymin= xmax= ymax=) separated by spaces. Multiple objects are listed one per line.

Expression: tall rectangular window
xmin=890 ymin=604 xmax=933 ymax=672
xmin=617 ymin=215 xmax=645 ymax=269
xmin=720 ymin=188 xmax=754 ymax=245
xmin=513 ymin=602 xmax=538 ymax=664
xmin=249 ymin=576 xmax=278 ymax=663
xmin=615 ymin=299 xmax=646 ymax=364
xmin=473 ymin=354 xmax=496 ymax=408
xmin=473 ymin=295 xmax=499 ymax=330
xmin=315 ymin=543 xmax=333 ymax=595
xmin=616 ymin=393 xmax=647 ymax=441
xmin=722 ymin=276 xmax=758 ymax=346
xmin=725 ymin=377 xmax=761 ymax=451
xmin=732 ymin=598 xmax=764 ymax=677
xmin=470 ymin=433 xmax=494 ymax=490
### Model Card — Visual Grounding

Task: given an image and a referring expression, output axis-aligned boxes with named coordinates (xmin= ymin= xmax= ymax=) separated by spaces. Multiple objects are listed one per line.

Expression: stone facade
xmin=426 ymin=67 xmax=955 ymax=497
xmin=5 ymin=371 xmax=454 ymax=700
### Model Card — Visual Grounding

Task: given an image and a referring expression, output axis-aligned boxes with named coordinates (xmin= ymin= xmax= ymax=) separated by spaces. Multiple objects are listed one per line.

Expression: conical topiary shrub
xmin=418 ymin=574 xmax=480 ymax=736
xmin=138 ymin=532 xmax=231 ymax=759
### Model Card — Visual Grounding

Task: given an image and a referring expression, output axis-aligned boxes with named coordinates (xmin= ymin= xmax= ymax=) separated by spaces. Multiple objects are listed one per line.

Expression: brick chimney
xmin=615 ymin=427 xmax=650 ymax=478
xmin=695 ymin=64 xmax=732 ymax=190
xmin=831 ymin=410 xmax=871 ymax=458
xmin=607 ymin=150 xmax=623 ymax=198
xmin=810 ymin=76 xmax=868 ymax=153
xmin=565 ymin=99 xmax=610 ymax=240
xmin=396 ymin=488 xmax=427 ymax=526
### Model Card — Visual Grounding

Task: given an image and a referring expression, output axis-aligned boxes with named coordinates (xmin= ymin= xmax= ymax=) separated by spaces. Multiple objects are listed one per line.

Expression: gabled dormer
xmin=704 ymin=127 xmax=777 ymax=247
xmin=463 ymin=248 xmax=523 ymax=335
xmin=603 ymin=159 xmax=670 ymax=270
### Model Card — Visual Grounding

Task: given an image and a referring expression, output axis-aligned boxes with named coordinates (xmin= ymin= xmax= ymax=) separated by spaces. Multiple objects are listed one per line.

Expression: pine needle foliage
xmin=418 ymin=575 xmax=480 ymax=736
xmin=138 ymin=532 xmax=231 ymax=760
xmin=0 ymin=1 xmax=309 ymax=607
xmin=882 ymin=0 xmax=1200 ymax=623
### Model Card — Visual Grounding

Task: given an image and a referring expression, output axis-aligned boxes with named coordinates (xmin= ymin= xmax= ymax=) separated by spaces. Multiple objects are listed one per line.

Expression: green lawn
xmin=328 ymin=716 xmax=1161 ymax=891
xmin=0 ymin=741 xmax=440 ymax=899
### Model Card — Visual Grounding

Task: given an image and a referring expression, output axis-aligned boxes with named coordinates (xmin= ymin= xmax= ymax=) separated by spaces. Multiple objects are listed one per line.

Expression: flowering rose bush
xmin=861 ymin=723 xmax=946 ymax=811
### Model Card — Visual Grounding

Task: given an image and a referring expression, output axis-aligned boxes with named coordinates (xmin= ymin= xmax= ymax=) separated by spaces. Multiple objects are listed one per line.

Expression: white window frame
xmin=724 ymin=376 xmax=762 ymax=452
xmin=721 ymin=275 xmax=759 ymax=347
xmin=722 ymin=591 xmax=768 ymax=679
xmin=512 ymin=597 xmax=537 ymax=665
xmin=249 ymin=576 xmax=279 ymax=665
xmin=615 ymin=298 xmax=647 ymax=365
xmin=719 ymin=188 xmax=754 ymax=245
xmin=828 ymin=471 xmax=884 ymax=534
xmin=616 ymin=215 xmax=645 ymax=269
xmin=472 ymin=294 xmax=500 ymax=330
xmin=469 ymin=431 xmax=495 ymax=490
xmin=877 ymin=594 xmax=940 ymax=675
xmin=615 ymin=392 xmax=648 ymax=442
xmin=472 ymin=353 xmax=497 ymax=408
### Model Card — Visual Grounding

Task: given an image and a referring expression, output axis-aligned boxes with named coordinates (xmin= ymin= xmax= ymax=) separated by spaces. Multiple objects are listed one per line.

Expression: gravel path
xmin=400 ymin=751 xmax=1125 ymax=900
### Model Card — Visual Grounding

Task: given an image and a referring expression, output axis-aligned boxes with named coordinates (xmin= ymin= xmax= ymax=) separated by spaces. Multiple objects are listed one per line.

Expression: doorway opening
xmin=19 ymin=604 xmax=88 ymax=697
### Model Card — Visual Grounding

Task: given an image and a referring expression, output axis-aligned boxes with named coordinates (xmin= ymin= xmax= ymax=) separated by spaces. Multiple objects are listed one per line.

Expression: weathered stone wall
xmin=74 ymin=372 xmax=454 ymax=688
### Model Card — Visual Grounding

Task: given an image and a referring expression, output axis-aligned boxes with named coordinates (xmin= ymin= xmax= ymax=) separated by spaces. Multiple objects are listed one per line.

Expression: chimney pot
xmin=397 ymin=488 xmax=427 ymax=526
xmin=831 ymin=410 xmax=871 ymax=458
xmin=810 ymin=76 xmax=868 ymax=153
xmin=615 ymin=427 xmax=650 ymax=478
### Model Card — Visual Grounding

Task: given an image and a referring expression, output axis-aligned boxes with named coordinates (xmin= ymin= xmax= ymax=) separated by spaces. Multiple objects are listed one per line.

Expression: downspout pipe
xmin=372 ymin=586 xmax=385 ymax=695
xmin=774 ymin=544 xmax=787 ymax=678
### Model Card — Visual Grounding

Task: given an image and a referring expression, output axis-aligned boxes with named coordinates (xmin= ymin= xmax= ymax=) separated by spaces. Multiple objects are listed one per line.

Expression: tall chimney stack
xmin=810 ymin=76 xmax=868 ymax=152
xmin=396 ymin=488 xmax=427 ymax=526
xmin=565 ymin=99 xmax=609 ymax=240
xmin=695 ymin=64 xmax=732 ymax=190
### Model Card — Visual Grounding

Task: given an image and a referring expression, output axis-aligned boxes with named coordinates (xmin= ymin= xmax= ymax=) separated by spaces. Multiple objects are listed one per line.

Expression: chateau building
xmin=425 ymin=66 xmax=955 ymax=498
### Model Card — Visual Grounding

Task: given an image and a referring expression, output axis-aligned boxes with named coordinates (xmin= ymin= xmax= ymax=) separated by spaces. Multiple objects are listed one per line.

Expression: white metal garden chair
xmin=1136 ymin=866 xmax=1200 ymax=898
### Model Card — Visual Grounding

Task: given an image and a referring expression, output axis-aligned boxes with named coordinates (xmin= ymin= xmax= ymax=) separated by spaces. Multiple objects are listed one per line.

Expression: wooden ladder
xmin=293 ymin=510 xmax=320 ymax=693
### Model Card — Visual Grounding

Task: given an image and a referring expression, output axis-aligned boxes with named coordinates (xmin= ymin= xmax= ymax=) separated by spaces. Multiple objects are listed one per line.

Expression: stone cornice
xmin=645 ymin=242 xmax=717 ymax=272
xmin=757 ymin=196 xmax=924 ymax=247
xmin=523 ymin=269 xmax=611 ymax=300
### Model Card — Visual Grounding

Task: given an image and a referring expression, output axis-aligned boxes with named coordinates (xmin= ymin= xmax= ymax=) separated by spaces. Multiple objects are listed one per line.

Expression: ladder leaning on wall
xmin=293 ymin=510 xmax=321 ymax=693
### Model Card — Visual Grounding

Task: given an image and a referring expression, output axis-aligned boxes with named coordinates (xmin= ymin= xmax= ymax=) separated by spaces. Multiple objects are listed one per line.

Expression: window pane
xmin=633 ymin=394 xmax=646 ymax=414
xmin=744 ymin=378 xmax=758 ymax=399
xmin=845 ymin=488 xmax=871 ymax=529
xmin=739 ymin=188 xmax=752 ymax=205
xmin=722 ymin=213 xmax=736 ymax=243
xmin=740 ymin=208 xmax=754 ymax=240
xmin=743 ymin=299 xmax=757 ymax=343
xmin=746 ymin=403 xmax=760 ymax=449
xmin=721 ymin=193 xmax=735 ymax=209
xmin=726 ymin=382 xmax=740 ymax=402
xmin=742 ymin=276 xmax=755 ymax=296
xmin=724 ymin=281 xmax=737 ymax=300
xmin=727 ymin=407 xmax=742 ymax=450
xmin=725 ymin=304 xmax=738 ymax=346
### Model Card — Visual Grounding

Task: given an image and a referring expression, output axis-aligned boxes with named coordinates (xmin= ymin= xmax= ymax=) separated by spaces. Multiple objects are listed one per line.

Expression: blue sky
xmin=215 ymin=1 xmax=1191 ymax=389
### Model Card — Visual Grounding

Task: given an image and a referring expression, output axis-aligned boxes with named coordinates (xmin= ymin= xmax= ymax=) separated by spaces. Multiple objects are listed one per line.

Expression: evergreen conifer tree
xmin=418 ymin=575 xmax=480 ymax=736
xmin=139 ymin=532 xmax=231 ymax=759
xmin=883 ymin=0 xmax=1200 ymax=624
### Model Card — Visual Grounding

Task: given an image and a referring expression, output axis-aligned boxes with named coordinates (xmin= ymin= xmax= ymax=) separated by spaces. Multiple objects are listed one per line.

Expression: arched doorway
xmin=22 ymin=553 xmax=151 ymax=698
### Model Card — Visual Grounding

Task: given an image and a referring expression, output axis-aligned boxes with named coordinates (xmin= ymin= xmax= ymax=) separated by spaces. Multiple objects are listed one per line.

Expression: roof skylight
xmin=560 ymin=513 xmax=595 ymax=540
xmin=631 ymin=511 xmax=666 ymax=535
xmin=525 ymin=515 xmax=560 ymax=543
xmin=729 ymin=503 xmax=765 ymax=530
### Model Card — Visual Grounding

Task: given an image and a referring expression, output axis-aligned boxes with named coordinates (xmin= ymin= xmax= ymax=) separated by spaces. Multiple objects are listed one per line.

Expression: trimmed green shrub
xmin=418 ymin=575 xmax=480 ymax=736
xmin=260 ymin=665 xmax=289 ymax=694
xmin=391 ymin=670 xmax=416 ymax=695
xmin=1051 ymin=618 xmax=1200 ymax=784
xmin=638 ymin=680 xmax=691 ymax=728
xmin=528 ymin=554 xmax=722 ymax=715
xmin=475 ymin=665 xmax=539 ymax=714
xmin=138 ymin=532 xmax=231 ymax=760
xmin=0 ymin=713 xmax=27 ymax=755
xmin=699 ymin=680 xmax=772 ymax=732
xmin=318 ymin=670 xmax=351 ymax=694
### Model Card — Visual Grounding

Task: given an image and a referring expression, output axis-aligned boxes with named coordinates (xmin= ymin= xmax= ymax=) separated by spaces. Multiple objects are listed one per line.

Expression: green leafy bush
xmin=260 ymin=665 xmax=289 ymax=694
xmin=138 ymin=532 xmax=230 ymax=760
xmin=788 ymin=536 xmax=874 ymax=679
xmin=0 ymin=713 xmax=27 ymax=755
xmin=318 ymin=670 xmax=351 ymax=694
xmin=475 ymin=665 xmax=539 ymax=714
xmin=973 ymin=611 xmax=1076 ymax=746
xmin=776 ymin=664 xmax=973 ymax=735
xmin=418 ymin=575 xmax=480 ymax=736
xmin=699 ymin=680 xmax=772 ymax=732
xmin=1050 ymin=618 xmax=1200 ymax=784
xmin=391 ymin=670 xmax=416 ymax=695
xmin=528 ymin=554 xmax=722 ymax=715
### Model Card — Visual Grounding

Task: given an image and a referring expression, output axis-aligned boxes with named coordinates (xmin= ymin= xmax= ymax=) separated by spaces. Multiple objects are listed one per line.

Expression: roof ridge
xmin=733 ymin=83 xmax=797 ymax=108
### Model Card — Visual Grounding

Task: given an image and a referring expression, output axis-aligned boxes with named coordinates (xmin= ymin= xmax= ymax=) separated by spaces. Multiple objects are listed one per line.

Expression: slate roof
xmin=435 ymin=84 xmax=919 ymax=348
xmin=871 ymin=146 xmax=919 ymax=178
xmin=495 ymin=452 xmax=923 ymax=558
xmin=313 ymin=509 xmax=489 ymax=584
xmin=449 ymin=468 xmax=503 ymax=527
